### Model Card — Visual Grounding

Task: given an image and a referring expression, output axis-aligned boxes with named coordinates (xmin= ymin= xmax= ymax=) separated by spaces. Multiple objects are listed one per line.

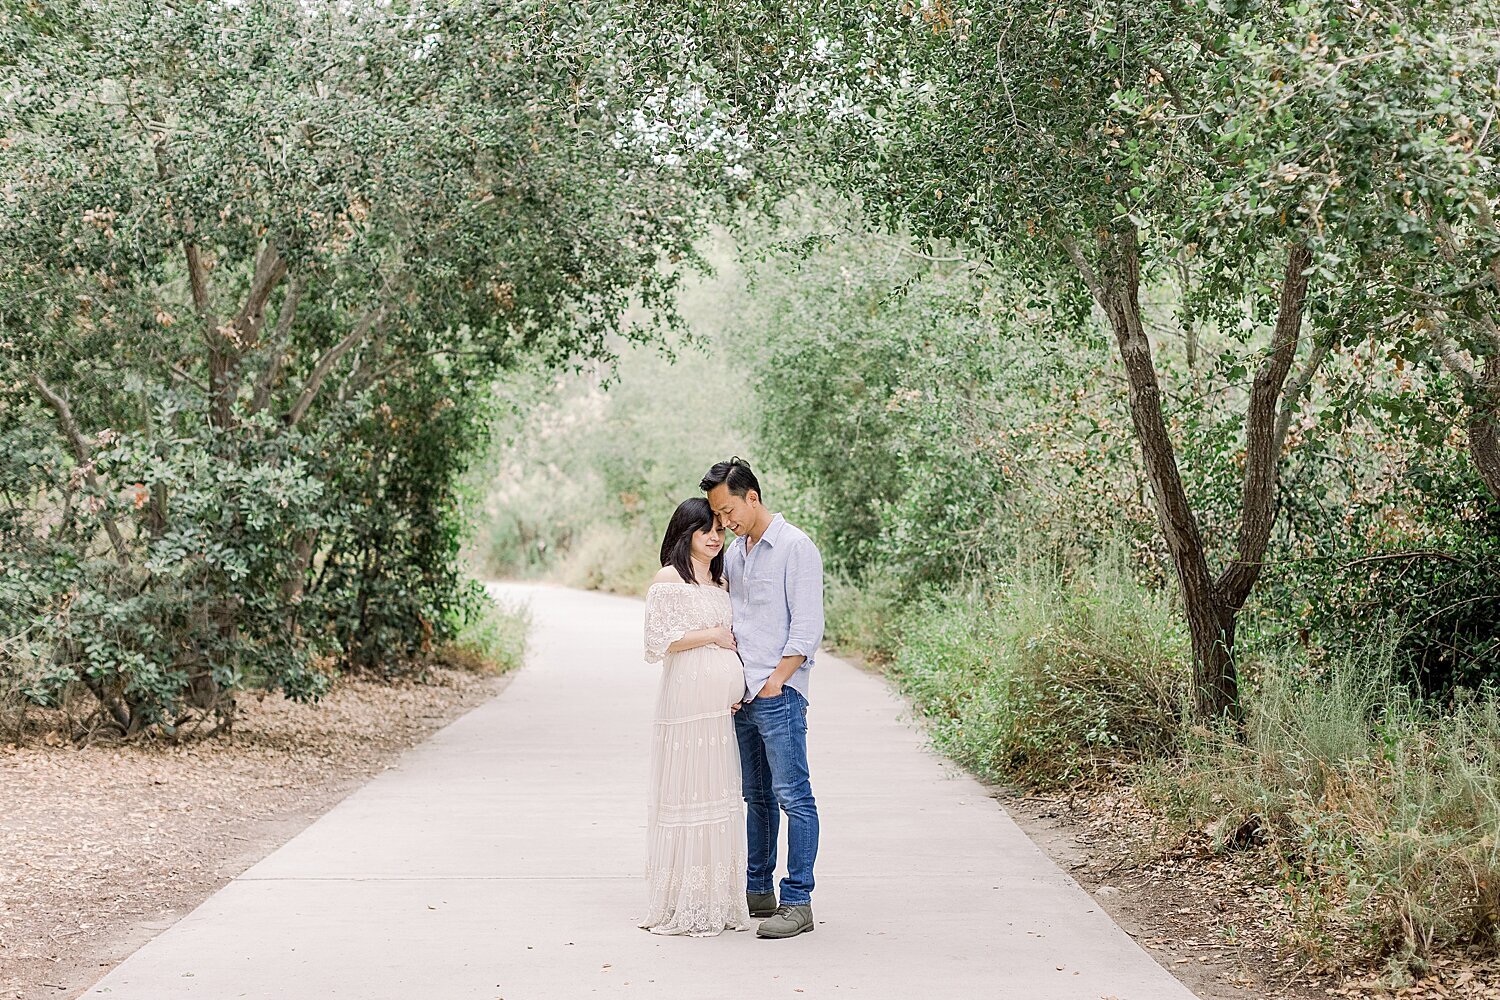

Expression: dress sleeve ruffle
xmin=643 ymin=585 xmax=694 ymax=663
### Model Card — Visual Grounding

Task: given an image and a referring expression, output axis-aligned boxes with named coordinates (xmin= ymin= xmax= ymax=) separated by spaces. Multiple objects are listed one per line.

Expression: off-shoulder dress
xmin=639 ymin=581 xmax=752 ymax=936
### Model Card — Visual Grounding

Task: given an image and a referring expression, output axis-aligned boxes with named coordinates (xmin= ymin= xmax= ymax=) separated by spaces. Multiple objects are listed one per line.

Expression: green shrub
xmin=887 ymin=556 xmax=1187 ymax=788
xmin=436 ymin=592 xmax=531 ymax=676
xmin=1 ymin=4 xmax=712 ymax=739
xmin=823 ymin=568 xmax=905 ymax=664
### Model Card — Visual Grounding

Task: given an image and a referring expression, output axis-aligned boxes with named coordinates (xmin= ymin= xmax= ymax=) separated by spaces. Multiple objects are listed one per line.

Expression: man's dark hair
xmin=699 ymin=456 xmax=761 ymax=500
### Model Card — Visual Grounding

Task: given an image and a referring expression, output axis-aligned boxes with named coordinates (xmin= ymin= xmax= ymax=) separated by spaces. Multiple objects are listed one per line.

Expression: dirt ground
xmin=996 ymin=786 xmax=1331 ymax=1000
xmin=997 ymin=786 xmax=1500 ymax=1000
xmin=0 ymin=667 xmax=509 ymax=1000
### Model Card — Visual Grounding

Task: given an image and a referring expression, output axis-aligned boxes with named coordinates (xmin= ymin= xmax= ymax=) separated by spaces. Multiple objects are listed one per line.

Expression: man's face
xmin=706 ymin=484 xmax=757 ymax=537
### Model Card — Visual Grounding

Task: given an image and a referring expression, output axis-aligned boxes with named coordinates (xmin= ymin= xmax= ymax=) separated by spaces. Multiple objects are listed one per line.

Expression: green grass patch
xmin=436 ymin=594 xmax=531 ymax=675
xmin=885 ymin=556 xmax=1187 ymax=788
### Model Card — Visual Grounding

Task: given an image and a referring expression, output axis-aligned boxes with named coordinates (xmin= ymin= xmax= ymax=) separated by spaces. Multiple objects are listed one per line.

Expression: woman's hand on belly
xmin=705 ymin=625 xmax=736 ymax=651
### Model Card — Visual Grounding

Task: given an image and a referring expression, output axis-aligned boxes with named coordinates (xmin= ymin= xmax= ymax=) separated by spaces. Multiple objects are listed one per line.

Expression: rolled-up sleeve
xmin=781 ymin=537 xmax=824 ymax=661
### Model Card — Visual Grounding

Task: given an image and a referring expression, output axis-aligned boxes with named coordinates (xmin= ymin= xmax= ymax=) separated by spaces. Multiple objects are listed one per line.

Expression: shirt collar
xmin=756 ymin=512 xmax=786 ymax=548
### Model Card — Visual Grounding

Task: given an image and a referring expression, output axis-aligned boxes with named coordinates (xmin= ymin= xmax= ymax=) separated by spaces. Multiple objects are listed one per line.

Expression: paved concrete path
xmin=81 ymin=583 xmax=1196 ymax=1000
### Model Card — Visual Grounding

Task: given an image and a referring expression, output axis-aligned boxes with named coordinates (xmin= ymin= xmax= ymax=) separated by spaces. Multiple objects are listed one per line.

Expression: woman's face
xmin=690 ymin=518 xmax=726 ymax=564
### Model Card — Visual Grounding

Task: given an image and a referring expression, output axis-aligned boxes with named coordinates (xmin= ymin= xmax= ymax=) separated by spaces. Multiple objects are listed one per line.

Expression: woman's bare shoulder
xmin=649 ymin=566 xmax=685 ymax=587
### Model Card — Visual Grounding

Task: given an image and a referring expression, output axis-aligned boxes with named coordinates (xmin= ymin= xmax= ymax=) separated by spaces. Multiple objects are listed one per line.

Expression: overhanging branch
xmin=30 ymin=374 xmax=132 ymax=568
xmin=249 ymin=275 xmax=305 ymax=416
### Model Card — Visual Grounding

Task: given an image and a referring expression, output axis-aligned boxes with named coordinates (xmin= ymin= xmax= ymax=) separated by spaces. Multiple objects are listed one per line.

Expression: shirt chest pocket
xmin=747 ymin=574 xmax=779 ymax=607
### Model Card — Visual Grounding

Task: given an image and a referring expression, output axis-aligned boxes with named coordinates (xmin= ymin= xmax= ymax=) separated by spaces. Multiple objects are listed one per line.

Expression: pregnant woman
xmin=639 ymin=498 xmax=752 ymax=937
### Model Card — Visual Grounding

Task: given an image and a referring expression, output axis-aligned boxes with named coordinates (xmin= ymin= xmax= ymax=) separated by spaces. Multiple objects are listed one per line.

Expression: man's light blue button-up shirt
xmin=724 ymin=513 xmax=824 ymax=703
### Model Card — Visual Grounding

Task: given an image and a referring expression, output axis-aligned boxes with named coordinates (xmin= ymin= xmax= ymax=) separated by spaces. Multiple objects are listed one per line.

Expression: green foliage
xmin=477 ymin=237 xmax=758 ymax=594
xmin=887 ymin=558 xmax=1187 ymax=788
xmin=739 ymin=214 xmax=1498 ymax=696
xmin=748 ymin=221 xmax=1158 ymax=590
xmin=1240 ymin=399 xmax=1500 ymax=691
xmin=726 ymin=208 xmax=1499 ymax=973
xmin=1346 ymin=523 xmax=1500 ymax=696
xmin=0 ymin=1 xmax=711 ymax=737
xmin=629 ymin=0 xmax=1500 ymax=718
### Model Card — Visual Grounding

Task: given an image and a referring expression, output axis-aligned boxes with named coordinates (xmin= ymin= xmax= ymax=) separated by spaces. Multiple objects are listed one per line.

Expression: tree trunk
xmin=1062 ymin=232 xmax=1317 ymax=718
xmin=1471 ymin=355 xmax=1500 ymax=502
xmin=1067 ymin=227 xmax=1239 ymax=717
xmin=1188 ymin=598 xmax=1239 ymax=719
xmin=281 ymin=531 xmax=316 ymax=603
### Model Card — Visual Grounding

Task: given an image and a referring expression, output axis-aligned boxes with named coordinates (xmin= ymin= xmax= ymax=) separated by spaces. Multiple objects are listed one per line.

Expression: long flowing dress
xmin=639 ymin=581 xmax=752 ymax=936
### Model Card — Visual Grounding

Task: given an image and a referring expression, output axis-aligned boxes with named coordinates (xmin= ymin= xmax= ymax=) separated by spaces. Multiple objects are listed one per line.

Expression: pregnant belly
xmin=683 ymin=645 xmax=746 ymax=705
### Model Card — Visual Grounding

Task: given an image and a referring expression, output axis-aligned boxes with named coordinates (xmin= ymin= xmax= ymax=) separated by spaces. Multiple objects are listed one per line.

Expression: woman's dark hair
xmin=699 ymin=456 xmax=761 ymax=500
xmin=659 ymin=497 xmax=724 ymax=585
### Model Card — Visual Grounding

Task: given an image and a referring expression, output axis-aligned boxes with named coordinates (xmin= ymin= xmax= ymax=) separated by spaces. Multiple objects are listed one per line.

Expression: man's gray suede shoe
xmin=756 ymin=903 xmax=814 ymax=938
xmin=747 ymin=891 xmax=778 ymax=918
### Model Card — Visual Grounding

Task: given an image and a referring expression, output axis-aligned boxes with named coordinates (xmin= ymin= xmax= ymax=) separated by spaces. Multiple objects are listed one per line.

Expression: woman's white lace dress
xmin=639 ymin=581 xmax=752 ymax=936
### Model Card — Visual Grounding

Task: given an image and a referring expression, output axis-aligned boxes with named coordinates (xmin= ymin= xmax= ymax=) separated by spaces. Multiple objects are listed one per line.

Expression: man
xmin=700 ymin=457 xmax=823 ymax=940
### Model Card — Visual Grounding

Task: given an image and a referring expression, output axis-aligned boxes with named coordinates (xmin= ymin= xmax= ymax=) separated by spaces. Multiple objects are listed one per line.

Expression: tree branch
xmin=203 ymin=243 xmax=288 ymax=429
xmin=153 ymin=141 xmax=216 ymax=330
xmin=233 ymin=243 xmax=287 ymax=345
xmin=1470 ymin=353 xmax=1500 ymax=501
xmin=1432 ymin=211 xmax=1500 ymax=356
xmin=1341 ymin=550 xmax=1462 ymax=569
xmin=248 ymin=275 xmax=305 ymax=416
xmin=285 ymin=308 xmax=382 ymax=427
xmin=1478 ymin=311 xmax=1500 ymax=358
xmin=1059 ymin=234 xmax=1105 ymax=303
xmin=1145 ymin=59 xmax=1191 ymax=117
xmin=1219 ymin=244 xmax=1313 ymax=610
xmin=338 ymin=328 xmax=387 ymax=403
xmin=1272 ymin=333 xmax=1331 ymax=454
xmin=1466 ymin=193 xmax=1500 ymax=313
xmin=1431 ymin=322 xmax=1477 ymax=388
xmin=30 ymin=374 xmax=131 ymax=568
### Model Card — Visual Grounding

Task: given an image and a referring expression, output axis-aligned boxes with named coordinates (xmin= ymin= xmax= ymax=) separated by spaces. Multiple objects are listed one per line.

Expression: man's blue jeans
xmin=734 ymin=686 xmax=819 ymax=907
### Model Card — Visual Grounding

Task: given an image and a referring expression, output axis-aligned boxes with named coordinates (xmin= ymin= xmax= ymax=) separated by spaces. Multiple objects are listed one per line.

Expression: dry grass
xmin=1005 ymin=782 xmax=1500 ymax=999
xmin=1144 ymin=666 xmax=1500 ymax=980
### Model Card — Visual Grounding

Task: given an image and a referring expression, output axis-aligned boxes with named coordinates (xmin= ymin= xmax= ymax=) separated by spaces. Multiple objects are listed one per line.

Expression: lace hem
xmin=654 ymin=798 xmax=741 ymax=826
xmin=639 ymin=859 xmax=752 ymax=937
xmin=654 ymin=709 xmax=732 ymax=726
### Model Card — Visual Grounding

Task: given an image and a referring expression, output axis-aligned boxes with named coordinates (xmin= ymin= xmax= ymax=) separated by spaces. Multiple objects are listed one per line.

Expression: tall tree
xmin=623 ymin=0 xmax=1496 ymax=715
xmin=0 ymin=1 xmax=709 ymax=734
